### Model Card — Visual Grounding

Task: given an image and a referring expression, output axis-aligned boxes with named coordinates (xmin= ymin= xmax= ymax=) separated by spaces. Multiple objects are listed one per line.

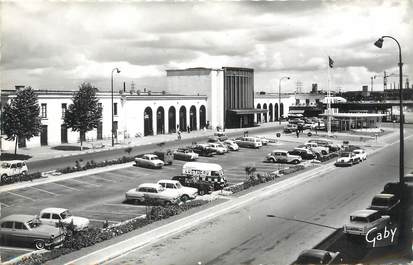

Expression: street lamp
xmin=111 ymin=68 xmax=121 ymax=147
xmin=370 ymin=75 xmax=377 ymax=92
xmin=374 ymin=36 xmax=404 ymax=186
xmin=278 ymin=76 xmax=290 ymax=124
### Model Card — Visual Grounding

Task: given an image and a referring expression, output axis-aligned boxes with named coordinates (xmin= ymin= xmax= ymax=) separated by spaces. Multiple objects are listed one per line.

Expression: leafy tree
xmin=1 ymin=87 xmax=42 ymax=154
xmin=64 ymin=83 xmax=102 ymax=150
xmin=244 ymin=166 xmax=256 ymax=179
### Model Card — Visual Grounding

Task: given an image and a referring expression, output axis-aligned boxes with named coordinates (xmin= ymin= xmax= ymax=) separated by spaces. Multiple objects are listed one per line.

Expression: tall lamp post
xmin=278 ymin=76 xmax=290 ymax=124
xmin=374 ymin=36 xmax=404 ymax=186
xmin=111 ymin=68 xmax=121 ymax=147
xmin=370 ymin=75 xmax=377 ymax=92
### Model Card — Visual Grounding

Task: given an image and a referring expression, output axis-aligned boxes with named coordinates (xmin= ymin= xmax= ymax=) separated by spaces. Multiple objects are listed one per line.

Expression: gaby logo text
xmin=365 ymin=225 xmax=397 ymax=247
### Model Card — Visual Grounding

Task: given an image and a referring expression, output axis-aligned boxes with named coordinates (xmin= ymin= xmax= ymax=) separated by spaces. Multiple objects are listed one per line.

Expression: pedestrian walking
xmin=177 ymin=130 xmax=182 ymax=140
xmin=187 ymin=126 xmax=190 ymax=133
xmin=296 ymin=130 xmax=300 ymax=138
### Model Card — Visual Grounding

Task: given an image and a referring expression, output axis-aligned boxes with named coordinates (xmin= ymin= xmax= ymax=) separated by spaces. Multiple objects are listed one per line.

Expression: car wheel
xmin=21 ymin=171 xmax=27 ymax=176
xmin=164 ymin=201 xmax=172 ymax=207
xmin=270 ymin=158 xmax=276 ymax=163
xmin=1 ymin=174 xmax=8 ymax=183
xmin=181 ymin=194 xmax=190 ymax=202
xmin=35 ymin=240 xmax=46 ymax=250
xmin=292 ymin=160 xmax=300 ymax=164
xmin=198 ymin=189 xmax=205 ymax=196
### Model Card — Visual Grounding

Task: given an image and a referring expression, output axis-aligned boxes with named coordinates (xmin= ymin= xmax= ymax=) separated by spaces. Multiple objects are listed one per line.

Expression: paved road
xmin=26 ymin=126 xmax=283 ymax=173
xmin=105 ymin=130 xmax=413 ymax=265
xmin=0 ymin=133 xmax=299 ymax=229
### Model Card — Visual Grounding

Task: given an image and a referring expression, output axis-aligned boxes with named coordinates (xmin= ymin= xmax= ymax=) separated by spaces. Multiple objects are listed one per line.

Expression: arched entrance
xmin=144 ymin=107 xmax=153 ymax=136
xmin=189 ymin=105 xmax=197 ymax=131
xmin=274 ymin=103 xmax=279 ymax=121
xmin=199 ymin=105 xmax=206 ymax=129
xmin=280 ymin=103 xmax=284 ymax=119
xmin=168 ymin=106 xmax=176 ymax=133
xmin=256 ymin=104 xmax=261 ymax=123
xmin=269 ymin=103 xmax=273 ymax=122
xmin=156 ymin=107 xmax=165 ymax=134
xmin=263 ymin=103 xmax=268 ymax=123
xmin=179 ymin=106 xmax=187 ymax=131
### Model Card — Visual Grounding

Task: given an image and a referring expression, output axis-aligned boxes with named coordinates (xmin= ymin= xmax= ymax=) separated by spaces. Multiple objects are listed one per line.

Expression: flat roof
xmin=228 ymin=109 xmax=268 ymax=115
xmin=320 ymin=112 xmax=386 ymax=118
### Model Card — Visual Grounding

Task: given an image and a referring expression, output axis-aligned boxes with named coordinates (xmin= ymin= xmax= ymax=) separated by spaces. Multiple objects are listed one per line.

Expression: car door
xmin=52 ymin=213 xmax=62 ymax=225
xmin=12 ymin=221 xmax=31 ymax=245
xmin=0 ymin=221 xmax=14 ymax=244
xmin=10 ymin=163 xmax=18 ymax=176
xmin=40 ymin=212 xmax=53 ymax=226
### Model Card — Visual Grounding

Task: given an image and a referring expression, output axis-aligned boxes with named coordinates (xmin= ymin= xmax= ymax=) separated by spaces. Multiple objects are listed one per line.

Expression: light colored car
xmin=304 ymin=142 xmax=329 ymax=155
xmin=295 ymin=249 xmax=342 ymax=264
xmin=353 ymin=149 xmax=367 ymax=161
xmin=0 ymin=214 xmax=65 ymax=250
xmin=368 ymin=194 xmax=400 ymax=215
xmin=223 ymin=140 xmax=239 ymax=151
xmin=335 ymin=152 xmax=360 ymax=166
xmin=208 ymin=143 xmax=227 ymax=154
xmin=134 ymin=154 xmax=164 ymax=169
xmin=0 ymin=160 xmax=28 ymax=182
xmin=266 ymin=150 xmax=302 ymax=164
xmin=254 ymin=136 xmax=269 ymax=145
xmin=235 ymin=137 xmax=262 ymax=148
xmin=343 ymin=209 xmax=391 ymax=236
xmin=173 ymin=148 xmax=199 ymax=161
xmin=125 ymin=183 xmax=180 ymax=205
xmin=39 ymin=208 xmax=89 ymax=231
xmin=157 ymin=179 xmax=198 ymax=201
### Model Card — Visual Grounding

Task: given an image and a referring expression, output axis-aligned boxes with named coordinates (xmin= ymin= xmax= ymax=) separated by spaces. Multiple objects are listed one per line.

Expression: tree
xmin=244 ymin=166 xmax=256 ymax=180
xmin=1 ymin=87 xmax=42 ymax=154
xmin=64 ymin=82 xmax=102 ymax=150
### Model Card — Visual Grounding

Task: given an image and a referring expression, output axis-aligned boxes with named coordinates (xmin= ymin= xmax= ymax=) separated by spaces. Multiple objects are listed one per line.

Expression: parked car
xmin=222 ymin=140 xmax=239 ymax=151
xmin=39 ymin=208 xmax=89 ymax=231
xmin=182 ymin=162 xmax=227 ymax=190
xmin=172 ymin=175 xmax=214 ymax=195
xmin=235 ymin=137 xmax=262 ymax=148
xmin=0 ymin=160 xmax=28 ymax=182
xmin=0 ymin=214 xmax=65 ymax=250
xmin=284 ymin=124 xmax=298 ymax=133
xmin=153 ymin=150 xmax=174 ymax=165
xmin=295 ymin=249 xmax=343 ymax=264
xmin=173 ymin=148 xmax=199 ymax=161
xmin=343 ymin=209 xmax=391 ymax=236
xmin=208 ymin=143 xmax=227 ymax=154
xmin=157 ymin=179 xmax=198 ymax=201
xmin=254 ymin=136 xmax=269 ymax=145
xmin=134 ymin=154 xmax=164 ymax=169
xmin=266 ymin=150 xmax=302 ymax=164
xmin=125 ymin=183 xmax=180 ymax=205
xmin=334 ymin=152 xmax=360 ymax=166
xmin=288 ymin=148 xmax=316 ymax=160
xmin=192 ymin=144 xmax=216 ymax=157
xmin=304 ymin=142 xmax=329 ymax=155
xmin=353 ymin=149 xmax=367 ymax=161
xmin=308 ymin=139 xmax=341 ymax=152
xmin=213 ymin=132 xmax=228 ymax=141
xmin=368 ymin=193 xmax=400 ymax=216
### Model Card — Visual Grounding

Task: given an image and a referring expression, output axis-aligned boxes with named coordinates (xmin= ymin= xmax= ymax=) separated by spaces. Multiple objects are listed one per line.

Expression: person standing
xmin=296 ymin=129 xmax=300 ymax=138
xmin=187 ymin=126 xmax=190 ymax=133
xmin=177 ymin=130 xmax=181 ymax=140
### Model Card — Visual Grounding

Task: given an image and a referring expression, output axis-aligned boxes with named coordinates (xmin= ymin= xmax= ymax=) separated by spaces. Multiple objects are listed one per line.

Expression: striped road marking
xmin=89 ymin=175 xmax=117 ymax=183
xmin=6 ymin=191 xmax=35 ymax=201
xmin=69 ymin=178 xmax=101 ymax=187
xmin=51 ymin=182 xmax=81 ymax=191
xmin=29 ymin=186 xmax=59 ymax=196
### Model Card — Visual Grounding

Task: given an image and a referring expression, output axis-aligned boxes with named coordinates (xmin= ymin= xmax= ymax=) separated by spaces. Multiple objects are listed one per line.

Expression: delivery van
xmin=182 ymin=162 xmax=227 ymax=190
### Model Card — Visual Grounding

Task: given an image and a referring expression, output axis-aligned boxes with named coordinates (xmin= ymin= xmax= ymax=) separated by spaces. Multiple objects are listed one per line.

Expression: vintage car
xmin=295 ymin=249 xmax=342 ymax=264
xmin=39 ymin=208 xmax=89 ymax=231
xmin=125 ymin=183 xmax=180 ymax=205
xmin=0 ymin=160 xmax=29 ymax=182
xmin=173 ymin=148 xmax=199 ymax=161
xmin=334 ymin=152 xmax=360 ymax=166
xmin=157 ymin=179 xmax=198 ymax=201
xmin=368 ymin=193 xmax=400 ymax=216
xmin=213 ymin=132 xmax=229 ymax=141
xmin=288 ymin=148 xmax=316 ymax=160
xmin=254 ymin=136 xmax=269 ymax=145
xmin=353 ymin=149 xmax=367 ymax=161
xmin=134 ymin=154 xmax=164 ymax=169
xmin=235 ymin=137 xmax=262 ymax=149
xmin=191 ymin=144 xmax=216 ymax=157
xmin=266 ymin=150 xmax=302 ymax=164
xmin=303 ymin=142 xmax=329 ymax=155
xmin=283 ymin=124 xmax=298 ymax=133
xmin=0 ymin=214 xmax=65 ymax=250
xmin=208 ymin=143 xmax=227 ymax=154
xmin=222 ymin=140 xmax=239 ymax=151
xmin=172 ymin=175 xmax=214 ymax=195
xmin=343 ymin=209 xmax=391 ymax=236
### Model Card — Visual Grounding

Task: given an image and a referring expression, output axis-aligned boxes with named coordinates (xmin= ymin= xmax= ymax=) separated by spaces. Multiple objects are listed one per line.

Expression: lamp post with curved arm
xmin=374 ymin=36 xmax=404 ymax=186
xmin=278 ymin=76 xmax=290 ymax=124
xmin=111 ymin=68 xmax=121 ymax=147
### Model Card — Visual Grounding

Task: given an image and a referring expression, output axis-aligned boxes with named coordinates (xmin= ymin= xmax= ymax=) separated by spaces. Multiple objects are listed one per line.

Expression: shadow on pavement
xmin=51 ymin=145 xmax=90 ymax=151
xmin=0 ymin=153 xmax=32 ymax=161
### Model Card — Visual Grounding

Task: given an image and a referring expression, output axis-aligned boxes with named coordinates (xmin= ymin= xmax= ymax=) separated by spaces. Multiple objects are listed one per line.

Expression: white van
xmin=182 ymin=162 xmax=227 ymax=190
xmin=235 ymin=137 xmax=262 ymax=149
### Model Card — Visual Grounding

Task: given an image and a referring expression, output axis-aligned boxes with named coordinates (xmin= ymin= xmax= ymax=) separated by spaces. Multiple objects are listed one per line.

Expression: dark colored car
xmin=295 ymin=249 xmax=343 ymax=264
xmin=191 ymin=145 xmax=216 ymax=157
xmin=172 ymin=175 xmax=214 ymax=195
xmin=288 ymin=148 xmax=316 ymax=160
xmin=153 ymin=150 xmax=174 ymax=165
xmin=368 ymin=193 xmax=400 ymax=216
xmin=0 ymin=215 xmax=65 ymax=250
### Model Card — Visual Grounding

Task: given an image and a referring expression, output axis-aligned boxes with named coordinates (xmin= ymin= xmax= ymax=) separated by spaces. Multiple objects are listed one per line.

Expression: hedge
xmin=59 ymin=156 xmax=135 ymax=174
xmin=0 ymin=172 xmax=42 ymax=186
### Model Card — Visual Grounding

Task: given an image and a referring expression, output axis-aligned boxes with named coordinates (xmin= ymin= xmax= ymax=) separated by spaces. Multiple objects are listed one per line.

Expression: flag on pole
xmin=328 ymin=56 xmax=334 ymax=68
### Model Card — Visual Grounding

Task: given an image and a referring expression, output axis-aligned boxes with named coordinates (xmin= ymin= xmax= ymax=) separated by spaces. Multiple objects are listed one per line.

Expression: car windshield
xmin=60 ymin=210 xmax=72 ymax=219
xmin=176 ymin=183 xmax=182 ymax=189
xmin=296 ymin=255 xmax=322 ymax=264
xmin=27 ymin=218 xmax=42 ymax=229
xmin=350 ymin=216 xmax=368 ymax=222
xmin=1 ymin=162 xmax=11 ymax=168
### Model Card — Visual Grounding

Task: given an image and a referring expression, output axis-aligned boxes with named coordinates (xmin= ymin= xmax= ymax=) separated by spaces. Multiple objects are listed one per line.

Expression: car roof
xmin=353 ymin=149 xmax=364 ymax=152
xmin=373 ymin=193 xmax=394 ymax=199
xmin=144 ymin=154 xmax=158 ymax=157
xmin=0 ymin=214 xmax=35 ymax=223
xmin=183 ymin=162 xmax=222 ymax=171
xmin=272 ymin=150 xmax=287 ymax=153
xmin=158 ymin=179 xmax=179 ymax=184
xmin=40 ymin=208 xmax=67 ymax=214
xmin=1 ymin=160 xmax=25 ymax=164
xmin=138 ymin=183 xmax=161 ymax=189
xmin=351 ymin=209 xmax=377 ymax=217
xmin=299 ymin=249 xmax=330 ymax=258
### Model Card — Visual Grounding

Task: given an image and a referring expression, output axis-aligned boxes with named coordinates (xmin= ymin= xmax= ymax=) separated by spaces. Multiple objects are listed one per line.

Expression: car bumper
xmin=335 ymin=161 xmax=352 ymax=166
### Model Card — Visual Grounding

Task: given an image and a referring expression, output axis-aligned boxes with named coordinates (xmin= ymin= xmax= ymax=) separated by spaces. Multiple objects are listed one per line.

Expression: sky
xmin=1 ymin=0 xmax=412 ymax=94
